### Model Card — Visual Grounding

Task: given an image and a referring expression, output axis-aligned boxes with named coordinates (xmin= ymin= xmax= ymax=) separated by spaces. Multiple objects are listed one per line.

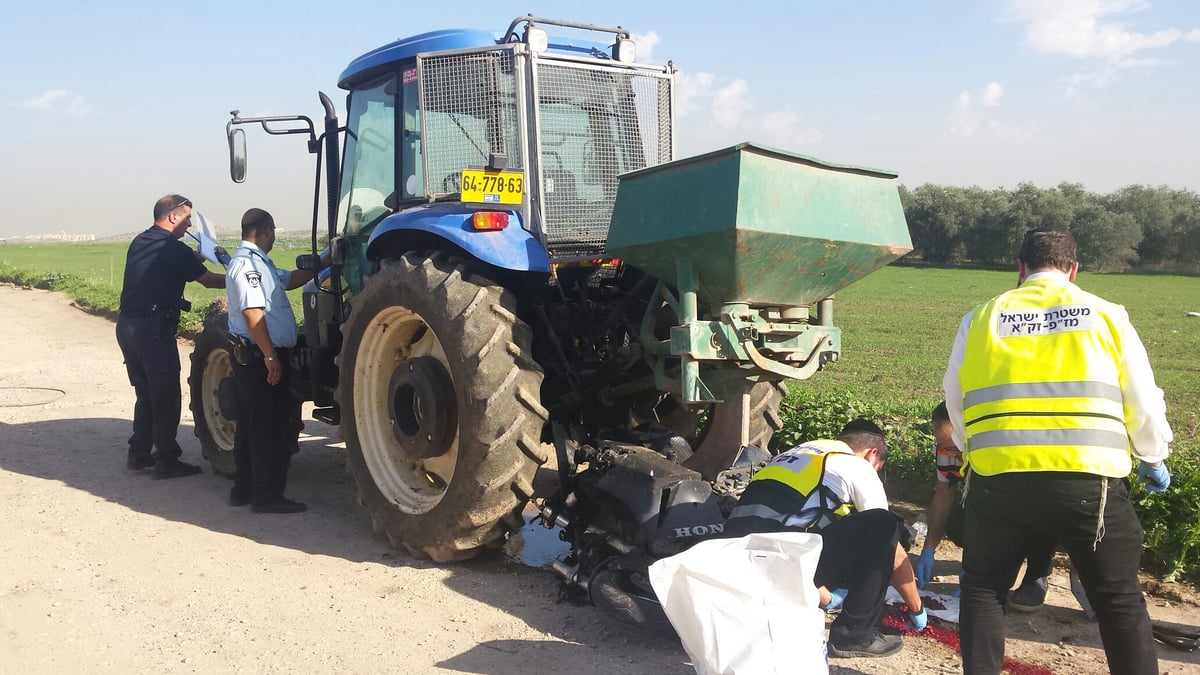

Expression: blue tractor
xmin=190 ymin=15 xmax=911 ymax=625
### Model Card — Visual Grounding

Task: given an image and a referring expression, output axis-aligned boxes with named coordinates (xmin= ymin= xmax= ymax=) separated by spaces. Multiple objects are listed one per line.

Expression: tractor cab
xmin=332 ymin=16 xmax=675 ymax=292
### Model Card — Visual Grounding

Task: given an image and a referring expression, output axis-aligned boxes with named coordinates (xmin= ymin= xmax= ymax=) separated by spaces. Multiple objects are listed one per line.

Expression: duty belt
xmin=227 ymin=334 xmax=288 ymax=362
xmin=228 ymin=334 xmax=257 ymax=349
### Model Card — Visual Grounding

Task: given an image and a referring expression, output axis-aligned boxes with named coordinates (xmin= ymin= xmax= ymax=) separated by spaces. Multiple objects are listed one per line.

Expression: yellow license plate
xmin=460 ymin=168 xmax=524 ymax=205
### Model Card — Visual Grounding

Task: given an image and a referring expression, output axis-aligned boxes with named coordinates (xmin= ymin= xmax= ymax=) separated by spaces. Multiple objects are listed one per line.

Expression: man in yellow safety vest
xmin=943 ymin=227 xmax=1173 ymax=675
xmin=724 ymin=418 xmax=926 ymax=659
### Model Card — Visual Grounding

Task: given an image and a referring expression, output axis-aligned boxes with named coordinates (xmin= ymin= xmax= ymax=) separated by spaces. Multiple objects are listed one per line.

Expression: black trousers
xmin=814 ymin=509 xmax=900 ymax=648
xmin=230 ymin=349 xmax=293 ymax=503
xmin=115 ymin=317 xmax=183 ymax=462
xmin=946 ymin=487 xmax=1056 ymax=580
xmin=960 ymin=472 xmax=1156 ymax=675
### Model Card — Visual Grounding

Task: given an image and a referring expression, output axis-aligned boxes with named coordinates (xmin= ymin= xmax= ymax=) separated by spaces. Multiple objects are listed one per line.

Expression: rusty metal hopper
xmin=606 ymin=143 xmax=912 ymax=308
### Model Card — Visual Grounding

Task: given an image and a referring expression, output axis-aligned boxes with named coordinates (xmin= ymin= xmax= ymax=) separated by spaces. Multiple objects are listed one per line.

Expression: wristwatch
xmin=265 ymin=355 xmax=277 ymax=362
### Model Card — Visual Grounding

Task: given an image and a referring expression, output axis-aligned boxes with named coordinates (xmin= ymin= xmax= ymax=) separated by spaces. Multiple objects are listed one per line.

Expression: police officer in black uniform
xmin=225 ymin=208 xmax=323 ymax=513
xmin=116 ymin=194 xmax=226 ymax=478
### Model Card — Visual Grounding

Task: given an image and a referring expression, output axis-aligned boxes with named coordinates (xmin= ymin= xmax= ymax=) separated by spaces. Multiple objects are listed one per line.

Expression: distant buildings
xmin=0 ymin=232 xmax=97 ymax=243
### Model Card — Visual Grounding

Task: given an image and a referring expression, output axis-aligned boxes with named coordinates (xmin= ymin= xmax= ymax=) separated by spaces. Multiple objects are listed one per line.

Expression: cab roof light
xmin=526 ymin=26 xmax=549 ymax=53
xmin=471 ymin=212 xmax=509 ymax=231
xmin=612 ymin=38 xmax=636 ymax=63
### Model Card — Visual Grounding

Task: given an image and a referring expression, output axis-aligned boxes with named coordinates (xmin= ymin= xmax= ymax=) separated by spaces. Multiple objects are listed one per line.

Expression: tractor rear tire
xmin=188 ymin=305 xmax=238 ymax=477
xmin=337 ymin=252 xmax=549 ymax=562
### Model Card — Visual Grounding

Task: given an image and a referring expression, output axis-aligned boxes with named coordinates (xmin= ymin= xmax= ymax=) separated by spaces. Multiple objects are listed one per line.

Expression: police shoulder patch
xmin=245 ymin=270 xmax=262 ymax=288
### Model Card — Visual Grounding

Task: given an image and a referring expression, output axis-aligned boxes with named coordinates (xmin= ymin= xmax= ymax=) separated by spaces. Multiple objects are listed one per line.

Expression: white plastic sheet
xmin=884 ymin=587 xmax=960 ymax=623
xmin=648 ymin=532 xmax=828 ymax=675
xmin=190 ymin=211 xmax=226 ymax=266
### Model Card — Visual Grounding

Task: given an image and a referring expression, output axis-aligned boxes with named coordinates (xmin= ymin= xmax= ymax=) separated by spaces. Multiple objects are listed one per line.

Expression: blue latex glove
xmin=1137 ymin=461 xmax=1170 ymax=493
xmin=906 ymin=605 xmax=928 ymax=631
xmin=914 ymin=549 xmax=936 ymax=589
xmin=821 ymin=587 xmax=848 ymax=612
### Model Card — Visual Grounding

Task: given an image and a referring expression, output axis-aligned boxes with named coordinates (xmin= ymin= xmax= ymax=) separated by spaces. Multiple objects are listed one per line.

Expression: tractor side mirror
xmin=228 ymin=128 xmax=247 ymax=183
xmin=295 ymin=253 xmax=321 ymax=271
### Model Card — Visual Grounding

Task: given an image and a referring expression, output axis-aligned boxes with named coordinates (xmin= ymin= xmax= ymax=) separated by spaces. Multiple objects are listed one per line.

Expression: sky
xmin=2 ymin=0 xmax=1198 ymax=237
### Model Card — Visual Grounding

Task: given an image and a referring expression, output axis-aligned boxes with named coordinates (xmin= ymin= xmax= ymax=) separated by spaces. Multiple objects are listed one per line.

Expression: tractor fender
xmin=366 ymin=202 xmax=550 ymax=272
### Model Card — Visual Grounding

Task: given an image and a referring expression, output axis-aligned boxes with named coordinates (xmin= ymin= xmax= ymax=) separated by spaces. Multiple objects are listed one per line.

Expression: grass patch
xmin=0 ymin=239 xmax=315 ymax=336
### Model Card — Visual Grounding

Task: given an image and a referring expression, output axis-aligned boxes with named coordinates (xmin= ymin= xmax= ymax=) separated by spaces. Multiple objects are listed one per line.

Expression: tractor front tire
xmin=337 ymin=253 xmax=548 ymax=562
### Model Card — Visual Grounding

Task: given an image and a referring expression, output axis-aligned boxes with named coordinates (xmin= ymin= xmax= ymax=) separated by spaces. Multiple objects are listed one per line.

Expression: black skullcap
xmin=840 ymin=417 xmax=885 ymax=439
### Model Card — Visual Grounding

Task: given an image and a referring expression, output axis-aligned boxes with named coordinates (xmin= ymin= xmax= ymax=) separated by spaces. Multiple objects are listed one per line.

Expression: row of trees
xmin=899 ymin=183 xmax=1200 ymax=273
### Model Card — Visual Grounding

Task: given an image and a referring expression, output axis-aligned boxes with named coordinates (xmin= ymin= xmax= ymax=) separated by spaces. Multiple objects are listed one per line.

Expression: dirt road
xmin=2 ymin=284 xmax=1198 ymax=674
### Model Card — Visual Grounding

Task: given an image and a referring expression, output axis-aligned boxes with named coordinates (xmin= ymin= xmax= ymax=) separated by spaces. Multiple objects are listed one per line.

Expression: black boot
xmin=127 ymin=452 xmax=155 ymax=471
xmin=251 ymin=496 xmax=307 ymax=514
xmin=828 ymin=632 xmax=903 ymax=658
xmin=1009 ymin=575 xmax=1049 ymax=612
xmin=152 ymin=458 xmax=202 ymax=480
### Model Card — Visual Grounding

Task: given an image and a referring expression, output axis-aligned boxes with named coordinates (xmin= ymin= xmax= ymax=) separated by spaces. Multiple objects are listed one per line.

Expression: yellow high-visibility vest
xmin=959 ymin=276 xmax=1132 ymax=477
xmin=730 ymin=440 xmax=856 ymax=531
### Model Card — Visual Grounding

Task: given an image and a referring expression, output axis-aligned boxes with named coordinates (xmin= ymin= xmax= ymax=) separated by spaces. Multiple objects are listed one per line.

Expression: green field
xmin=801 ymin=265 xmax=1197 ymax=440
xmin=0 ymin=238 xmax=316 ymax=332
xmin=2 ymin=243 xmax=1197 ymax=579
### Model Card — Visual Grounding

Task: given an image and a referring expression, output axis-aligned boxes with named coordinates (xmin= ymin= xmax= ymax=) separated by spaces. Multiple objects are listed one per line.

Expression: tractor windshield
xmin=336 ymin=48 xmax=673 ymax=257
xmin=418 ymin=51 xmax=524 ymax=196
xmin=414 ymin=49 xmax=673 ymax=258
xmin=533 ymin=65 xmax=662 ymax=255
xmin=340 ymin=74 xmax=397 ymax=236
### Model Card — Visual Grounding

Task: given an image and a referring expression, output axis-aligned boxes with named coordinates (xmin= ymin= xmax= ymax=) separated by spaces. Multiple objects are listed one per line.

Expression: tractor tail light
xmin=471 ymin=212 xmax=509 ymax=231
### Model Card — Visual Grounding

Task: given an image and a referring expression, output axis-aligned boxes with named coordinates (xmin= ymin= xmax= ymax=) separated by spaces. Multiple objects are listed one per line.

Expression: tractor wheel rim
xmin=387 ymin=355 xmax=457 ymax=459
xmin=353 ymin=306 xmax=458 ymax=514
xmin=201 ymin=348 xmax=236 ymax=452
